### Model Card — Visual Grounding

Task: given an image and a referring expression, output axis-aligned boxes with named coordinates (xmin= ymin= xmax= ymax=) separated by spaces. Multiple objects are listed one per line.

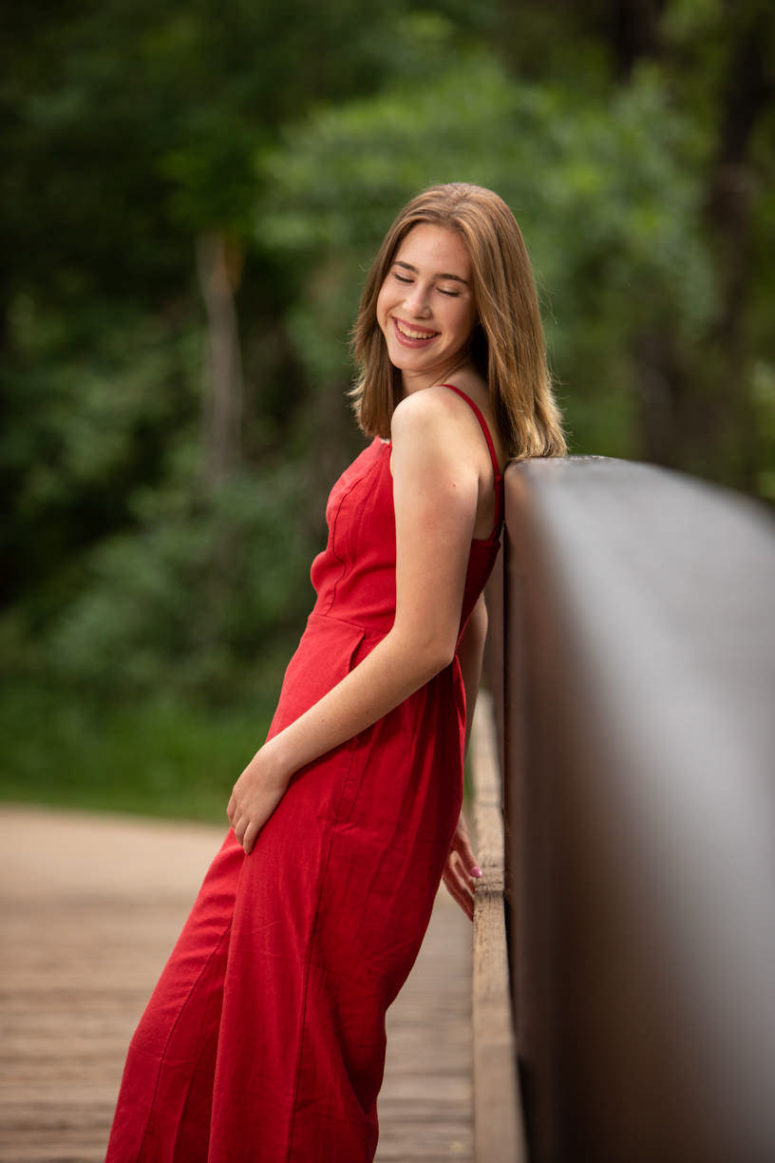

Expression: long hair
xmin=350 ymin=183 xmax=566 ymax=459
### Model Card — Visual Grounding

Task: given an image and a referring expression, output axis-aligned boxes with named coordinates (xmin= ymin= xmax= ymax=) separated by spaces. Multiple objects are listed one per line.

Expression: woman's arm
xmin=228 ymin=387 xmax=489 ymax=854
xmin=440 ymin=594 xmax=486 ymax=919
xmin=458 ymin=593 xmax=488 ymax=756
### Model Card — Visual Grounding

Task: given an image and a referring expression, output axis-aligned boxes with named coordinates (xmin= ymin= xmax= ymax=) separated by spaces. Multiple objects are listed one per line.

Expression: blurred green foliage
xmin=1 ymin=0 xmax=773 ymax=817
xmin=258 ymin=54 xmax=713 ymax=459
xmin=0 ymin=681 xmax=278 ymax=820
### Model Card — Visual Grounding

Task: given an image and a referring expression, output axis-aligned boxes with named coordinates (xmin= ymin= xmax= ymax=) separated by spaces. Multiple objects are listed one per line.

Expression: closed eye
xmin=393 ymin=273 xmax=413 ymax=284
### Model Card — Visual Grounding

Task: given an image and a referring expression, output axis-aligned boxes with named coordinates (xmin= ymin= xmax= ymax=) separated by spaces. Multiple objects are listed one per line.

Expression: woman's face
xmin=376 ymin=223 xmax=477 ymax=394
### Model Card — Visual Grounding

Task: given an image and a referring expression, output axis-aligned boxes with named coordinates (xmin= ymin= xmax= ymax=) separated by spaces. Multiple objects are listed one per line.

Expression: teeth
xmin=396 ymin=320 xmax=437 ymax=340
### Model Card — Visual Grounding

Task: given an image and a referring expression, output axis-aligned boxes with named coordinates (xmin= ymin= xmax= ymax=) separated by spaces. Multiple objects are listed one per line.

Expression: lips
xmin=392 ymin=317 xmax=439 ymax=347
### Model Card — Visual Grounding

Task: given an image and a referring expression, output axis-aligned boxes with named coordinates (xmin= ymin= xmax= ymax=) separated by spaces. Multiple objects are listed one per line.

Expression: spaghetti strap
xmin=440 ymin=384 xmax=502 ymax=479
xmin=441 ymin=383 xmax=503 ymax=535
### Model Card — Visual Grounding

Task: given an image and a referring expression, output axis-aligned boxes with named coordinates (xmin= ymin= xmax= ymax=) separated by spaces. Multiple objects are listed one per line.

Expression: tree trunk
xmin=606 ymin=0 xmax=665 ymax=78
xmin=699 ymin=3 xmax=771 ymax=490
xmin=196 ymin=231 xmax=244 ymax=484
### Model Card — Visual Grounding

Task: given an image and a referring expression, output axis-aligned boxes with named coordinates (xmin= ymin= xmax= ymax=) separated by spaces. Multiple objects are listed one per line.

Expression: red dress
xmin=105 ymin=385 xmax=503 ymax=1163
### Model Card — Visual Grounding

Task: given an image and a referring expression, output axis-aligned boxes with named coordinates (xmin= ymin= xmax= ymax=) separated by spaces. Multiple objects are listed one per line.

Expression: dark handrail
xmin=484 ymin=456 xmax=775 ymax=1163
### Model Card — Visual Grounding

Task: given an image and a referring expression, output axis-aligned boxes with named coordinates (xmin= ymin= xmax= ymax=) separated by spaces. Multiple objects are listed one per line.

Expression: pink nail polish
xmin=471 ymin=865 xmax=482 ymax=878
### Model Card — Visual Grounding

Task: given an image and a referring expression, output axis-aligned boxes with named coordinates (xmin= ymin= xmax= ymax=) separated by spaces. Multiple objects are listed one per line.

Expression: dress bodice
xmin=310 ymin=427 xmax=502 ymax=645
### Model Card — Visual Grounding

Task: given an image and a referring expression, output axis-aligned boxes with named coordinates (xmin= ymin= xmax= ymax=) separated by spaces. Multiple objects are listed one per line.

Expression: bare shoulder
xmin=390 ymin=386 xmax=481 ymax=451
xmin=391 ymin=385 xmax=460 ymax=427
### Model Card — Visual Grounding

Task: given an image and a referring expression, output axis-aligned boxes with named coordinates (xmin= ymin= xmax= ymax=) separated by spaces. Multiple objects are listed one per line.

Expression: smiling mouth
xmin=392 ymin=318 xmax=439 ymax=344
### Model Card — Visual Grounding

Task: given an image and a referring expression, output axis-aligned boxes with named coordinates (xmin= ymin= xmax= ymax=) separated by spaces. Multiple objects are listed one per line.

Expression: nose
xmin=403 ymin=282 xmax=431 ymax=318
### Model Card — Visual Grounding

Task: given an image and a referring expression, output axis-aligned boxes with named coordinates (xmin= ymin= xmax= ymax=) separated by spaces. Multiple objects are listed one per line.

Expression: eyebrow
xmin=393 ymin=260 xmax=470 ymax=286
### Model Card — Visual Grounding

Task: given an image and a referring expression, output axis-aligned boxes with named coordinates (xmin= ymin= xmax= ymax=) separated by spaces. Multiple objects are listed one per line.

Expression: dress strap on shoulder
xmin=440 ymin=384 xmax=502 ymax=480
xmin=440 ymin=383 xmax=503 ymax=536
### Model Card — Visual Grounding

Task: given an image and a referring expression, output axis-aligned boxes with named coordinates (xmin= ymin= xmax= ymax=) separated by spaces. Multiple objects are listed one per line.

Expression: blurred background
xmin=1 ymin=0 xmax=773 ymax=821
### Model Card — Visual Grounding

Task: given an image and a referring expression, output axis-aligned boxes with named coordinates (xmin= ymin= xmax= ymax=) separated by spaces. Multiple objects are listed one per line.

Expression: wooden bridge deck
xmin=0 ymin=805 xmax=472 ymax=1163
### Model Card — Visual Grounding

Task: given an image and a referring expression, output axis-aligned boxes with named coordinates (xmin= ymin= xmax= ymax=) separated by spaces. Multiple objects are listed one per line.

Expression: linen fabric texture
xmin=105 ymin=385 xmax=503 ymax=1162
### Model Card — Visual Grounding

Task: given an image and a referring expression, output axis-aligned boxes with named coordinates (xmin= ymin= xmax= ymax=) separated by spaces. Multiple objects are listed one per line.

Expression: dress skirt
xmin=105 ymin=613 xmax=466 ymax=1163
xmin=107 ymin=398 xmax=502 ymax=1162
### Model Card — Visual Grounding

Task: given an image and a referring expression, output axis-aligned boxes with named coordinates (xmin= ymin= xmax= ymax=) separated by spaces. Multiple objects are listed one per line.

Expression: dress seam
xmin=307 ymin=610 xmax=386 ymax=641
xmin=325 ymin=449 xmax=388 ymax=614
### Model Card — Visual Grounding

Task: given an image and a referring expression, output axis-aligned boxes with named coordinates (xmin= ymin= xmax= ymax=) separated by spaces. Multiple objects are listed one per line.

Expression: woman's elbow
xmin=388 ymin=617 xmax=459 ymax=682
xmin=431 ymin=640 xmax=458 ymax=674
xmin=412 ymin=632 xmax=458 ymax=679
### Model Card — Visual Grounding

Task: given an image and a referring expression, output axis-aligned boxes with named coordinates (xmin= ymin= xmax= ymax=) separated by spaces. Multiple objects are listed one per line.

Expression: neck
xmin=400 ymin=356 xmax=473 ymax=397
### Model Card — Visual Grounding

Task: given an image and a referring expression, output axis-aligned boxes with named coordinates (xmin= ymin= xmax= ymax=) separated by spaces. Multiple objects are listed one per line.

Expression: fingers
xmin=230 ymin=813 xmax=245 ymax=848
xmin=243 ymin=820 xmax=263 ymax=856
xmin=443 ymin=850 xmax=481 ymax=922
xmin=227 ymin=777 xmax=253 ymax=853
xmin=229 ymin=787 xmax=267 ymax=855
xmin=450 ymin=813 xmax=482 ymax=881
xmin=443 ymin=871 xmax=473 ymax=921
xmin=228 ymin=789 xmax=272 ymax=855
xmin=229 ymin=810 xmax=258 ymax=856
xmin=455 ymin=834 xmax=481 ymax=878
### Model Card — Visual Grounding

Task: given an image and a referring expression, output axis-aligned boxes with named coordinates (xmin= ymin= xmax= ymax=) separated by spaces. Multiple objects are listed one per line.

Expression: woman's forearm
xmin=268 ymin=590 xmax=489 ymax=783
xmin=268 ymin=625 xmax=451 ymax=777
xmin=275 ymin=590 xmax=489 ymax=777
xmin=230 ymin=622 xmax=463 ymax=853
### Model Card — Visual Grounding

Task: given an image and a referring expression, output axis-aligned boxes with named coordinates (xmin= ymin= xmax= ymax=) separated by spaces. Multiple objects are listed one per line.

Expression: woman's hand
xmin=227 ymin=739 xmax=291 ymax=856
xmin=442 ymin=811 xmax=482 ymax=921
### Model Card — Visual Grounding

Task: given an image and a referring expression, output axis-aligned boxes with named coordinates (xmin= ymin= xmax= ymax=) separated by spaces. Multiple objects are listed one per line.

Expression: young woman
xmin=105 ymin=182 xmax=566 ymax=1163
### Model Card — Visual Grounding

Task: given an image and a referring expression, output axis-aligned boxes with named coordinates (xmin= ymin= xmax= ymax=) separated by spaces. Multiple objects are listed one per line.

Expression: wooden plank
xmin=471 ymin=692 xmax=528 ymax=1163
xmin=0 ymin=805 xmax=472 ymax=1162
xmin=377 ymin=889 xmax=473 ymax=1162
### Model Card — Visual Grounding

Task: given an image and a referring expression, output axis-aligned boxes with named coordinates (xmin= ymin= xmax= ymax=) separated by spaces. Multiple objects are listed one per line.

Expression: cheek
xmin=376 ymin=283 xmax=391 ymax=327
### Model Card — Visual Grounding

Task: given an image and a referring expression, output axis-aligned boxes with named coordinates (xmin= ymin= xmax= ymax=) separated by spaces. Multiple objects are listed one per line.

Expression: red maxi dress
xmin=105 ymin=384 xmax=503 ymax=1163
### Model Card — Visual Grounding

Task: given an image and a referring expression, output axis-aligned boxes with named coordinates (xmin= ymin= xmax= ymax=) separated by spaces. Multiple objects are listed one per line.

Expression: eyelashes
xmin=391 ymin=272 xmax=460 ymax=297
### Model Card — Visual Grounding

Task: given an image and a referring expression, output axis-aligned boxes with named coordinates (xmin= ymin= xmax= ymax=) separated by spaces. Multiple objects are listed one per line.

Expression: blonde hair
xmin=350 ymin=183 xmax=566 ymax=459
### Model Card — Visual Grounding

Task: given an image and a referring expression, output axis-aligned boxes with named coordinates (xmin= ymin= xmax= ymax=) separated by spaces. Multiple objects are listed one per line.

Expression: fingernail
xmin=471 ymin=865 xmax=482 ymax=878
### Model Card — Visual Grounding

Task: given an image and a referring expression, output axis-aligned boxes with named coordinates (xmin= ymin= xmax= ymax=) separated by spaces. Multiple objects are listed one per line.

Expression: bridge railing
xmin=471 ymin=456 xmax=775 ymax=1163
